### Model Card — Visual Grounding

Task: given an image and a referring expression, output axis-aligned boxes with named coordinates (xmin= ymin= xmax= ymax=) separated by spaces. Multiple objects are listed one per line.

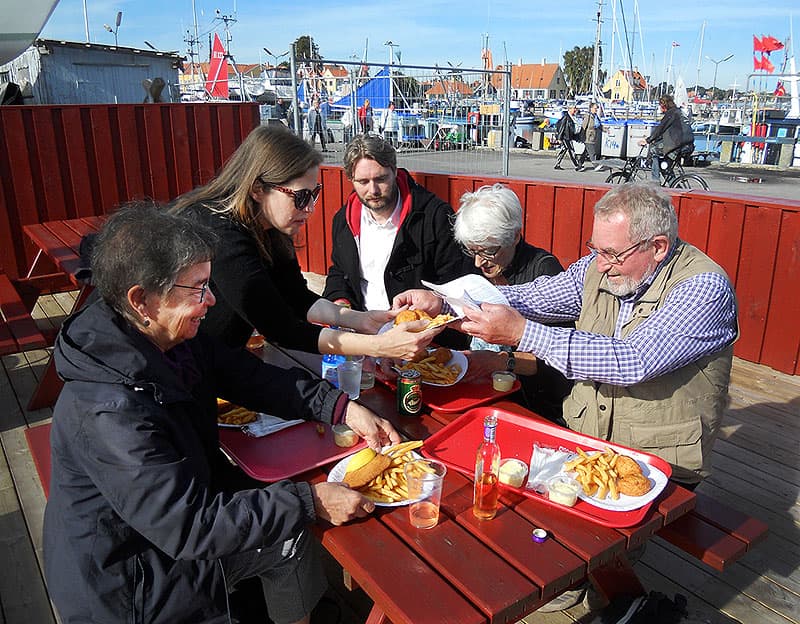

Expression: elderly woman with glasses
xmin=43 ymin=204 xmax=400 ymax=624
xmin=171 ymin=125 xmax=437 ymax=360
xmin=452 ymin=184 xmax=573 ymax=423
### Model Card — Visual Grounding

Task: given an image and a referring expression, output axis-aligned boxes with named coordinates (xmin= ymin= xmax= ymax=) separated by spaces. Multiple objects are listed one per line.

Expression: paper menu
xmin=421 ymin=275 xmax=509 ymax=318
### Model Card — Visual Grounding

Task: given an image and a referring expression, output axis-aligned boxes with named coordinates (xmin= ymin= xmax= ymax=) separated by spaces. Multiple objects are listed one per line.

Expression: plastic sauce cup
xmin=491 ymin=371 xmax=516 ymax=392
xmin=332 ymin=424 xmax=358 ymax=448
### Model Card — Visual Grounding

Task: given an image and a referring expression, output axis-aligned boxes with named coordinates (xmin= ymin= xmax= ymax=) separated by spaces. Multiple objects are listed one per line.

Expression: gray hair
xmin=342 ymin=134 xmax=397 ymax=179
xmin=92 ymin=202 xmax=217 ymax=324
xmin=594 ymin=183 xmax=678 ymax=244
xmin=453 ymin=184 xmax=523 ymax=248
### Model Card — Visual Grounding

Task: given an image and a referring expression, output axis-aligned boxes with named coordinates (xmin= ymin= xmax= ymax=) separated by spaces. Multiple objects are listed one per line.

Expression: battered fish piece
xmin=394 ymin=309 xmax=432 ymax=328
xmin=617 ymin=474 xmax=652 ymax=497
xmin=431 ymin=347 xmax=452 ymax=366
xmin=343 ymin=453 xmax=392 ymax=489
xmin=615 ymin=455 xmax=643 ymax=477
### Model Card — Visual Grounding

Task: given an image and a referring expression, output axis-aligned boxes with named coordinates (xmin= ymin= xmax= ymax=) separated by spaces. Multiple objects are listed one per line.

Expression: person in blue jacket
xmin=43 ymin=203 xmax=400 ymax=624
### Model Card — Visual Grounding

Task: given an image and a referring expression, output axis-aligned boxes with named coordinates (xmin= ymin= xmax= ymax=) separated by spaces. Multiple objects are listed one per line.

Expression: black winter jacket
xmin=43 ymin=298 xmax=344 ymax=623
xmin=322 ymin=169 xmax=471 ymax=310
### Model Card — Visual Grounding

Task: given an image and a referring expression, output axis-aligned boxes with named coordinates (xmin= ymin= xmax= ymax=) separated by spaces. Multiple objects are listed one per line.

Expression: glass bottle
xmin=473 ymin=414 xmax=501 ymax=520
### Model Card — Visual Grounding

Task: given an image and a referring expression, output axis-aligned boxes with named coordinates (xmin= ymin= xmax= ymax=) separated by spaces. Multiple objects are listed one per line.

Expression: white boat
xmin=0 ymin=0 xmax=59 ymax=64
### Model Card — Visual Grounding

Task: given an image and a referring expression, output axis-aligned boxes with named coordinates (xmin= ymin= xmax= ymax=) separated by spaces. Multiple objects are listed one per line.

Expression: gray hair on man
xmin=453 ymin=183 xmax=523 ymax=249
xmin=594 ymin=183 xmax=679 ymax=245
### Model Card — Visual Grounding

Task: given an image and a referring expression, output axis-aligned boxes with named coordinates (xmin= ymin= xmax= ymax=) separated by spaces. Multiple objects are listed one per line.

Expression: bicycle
xmin=604 ymin=144 xmax=709 ymax=190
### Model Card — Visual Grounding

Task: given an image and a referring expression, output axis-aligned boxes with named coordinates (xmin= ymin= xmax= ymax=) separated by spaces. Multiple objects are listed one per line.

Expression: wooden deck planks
xmin=1 ymin=291 xmax=799 ymax=624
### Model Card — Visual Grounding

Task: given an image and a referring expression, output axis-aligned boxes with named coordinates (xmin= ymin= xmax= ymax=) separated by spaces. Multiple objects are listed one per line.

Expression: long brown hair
xmin=171 ymin=125 xmax=323 ymax=264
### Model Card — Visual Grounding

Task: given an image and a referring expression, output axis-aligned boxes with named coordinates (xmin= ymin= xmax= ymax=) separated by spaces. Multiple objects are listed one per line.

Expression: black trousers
xmin=555 ymin=140 xmax=580 ymax=168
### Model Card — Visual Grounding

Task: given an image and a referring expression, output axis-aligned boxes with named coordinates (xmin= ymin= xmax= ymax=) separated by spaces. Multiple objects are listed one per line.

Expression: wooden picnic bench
xmin=0 ymin=272 xmax=47 ymax=356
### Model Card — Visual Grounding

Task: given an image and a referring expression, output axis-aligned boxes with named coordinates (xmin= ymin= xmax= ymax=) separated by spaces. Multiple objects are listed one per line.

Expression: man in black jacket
xmin=553 ymin=106 xmax=583 ymax=171
xmin=322 ymin=134 xmax=471 ymax=312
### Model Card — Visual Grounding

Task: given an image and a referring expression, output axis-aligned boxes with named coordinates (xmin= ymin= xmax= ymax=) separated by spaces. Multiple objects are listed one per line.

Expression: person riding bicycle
xmin=639 ymin=95 xmax=694 ymax=182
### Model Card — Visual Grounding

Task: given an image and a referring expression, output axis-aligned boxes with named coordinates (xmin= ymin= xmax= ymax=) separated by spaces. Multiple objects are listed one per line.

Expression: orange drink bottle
xmin=473 ymin=414 xmax=500 ymax=520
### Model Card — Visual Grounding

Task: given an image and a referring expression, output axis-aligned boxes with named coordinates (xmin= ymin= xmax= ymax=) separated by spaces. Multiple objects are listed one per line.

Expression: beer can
xmin=397 ymin=370 xmax=422 ymax=416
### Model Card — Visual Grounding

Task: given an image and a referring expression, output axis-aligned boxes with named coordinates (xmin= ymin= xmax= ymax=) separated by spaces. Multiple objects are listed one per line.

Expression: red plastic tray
xmin=375 ymin=371 xmax=521 ymax=413
xmin=422 ymin=406 xmax=672 ymax=528
xmin=219 ymin=421 xmax=367 ymax=482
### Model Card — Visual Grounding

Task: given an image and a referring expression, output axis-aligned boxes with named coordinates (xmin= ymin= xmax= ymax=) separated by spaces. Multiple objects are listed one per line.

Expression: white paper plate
xmin=327 ymin=449 xmax=423 ymax=507
xmin=565 ymin=454 xmax=668 ymax=512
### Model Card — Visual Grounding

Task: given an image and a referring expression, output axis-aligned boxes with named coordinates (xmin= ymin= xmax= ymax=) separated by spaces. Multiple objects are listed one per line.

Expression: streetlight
xmin=705 ymin=54 xmax=734 ymax=101
xmin=263 ymin=47 xmax=289 ymax=70
xmin=103 ymin=11 xmax=122 ymax=47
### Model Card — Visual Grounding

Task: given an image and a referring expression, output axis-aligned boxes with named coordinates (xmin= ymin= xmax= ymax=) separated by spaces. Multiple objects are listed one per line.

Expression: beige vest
xmin=562 ymin=241 xmax=736 ymax=484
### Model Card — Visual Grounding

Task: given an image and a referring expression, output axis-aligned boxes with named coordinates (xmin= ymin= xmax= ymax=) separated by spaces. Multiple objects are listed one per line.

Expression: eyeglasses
xmin=461 ymin=245 xmax=501 ymax=261
xmin=261 ymin=180 xmax=322 ymax=211
xmin=173 ymin=281 xmax=209 ymax=303
xmin=586 ymin=239 xmax=650 ymax=265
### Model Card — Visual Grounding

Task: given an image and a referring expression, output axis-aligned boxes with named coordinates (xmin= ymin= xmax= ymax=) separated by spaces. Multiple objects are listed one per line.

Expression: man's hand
xmin=460 ymin=303 xmax=527 ymax=347
xmin=311 ymin=482 xmax=375 ymax=525
xmin=391 ymin=289 xmax=443 ymax=317
xmin=344 ymin=401 xmax=402 ymax=450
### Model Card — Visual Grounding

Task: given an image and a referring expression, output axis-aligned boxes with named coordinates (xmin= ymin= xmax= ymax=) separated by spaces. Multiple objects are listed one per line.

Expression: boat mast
xmin=696 ymin=20 xmax=705 ymax=95
xmin=591 ymin=0 xmax=603 ymax=100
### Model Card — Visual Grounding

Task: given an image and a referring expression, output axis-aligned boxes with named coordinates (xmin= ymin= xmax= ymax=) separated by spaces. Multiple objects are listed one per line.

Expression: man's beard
xmin=359 ymin=187 xmax=397 ymax=214
xmin=605 ymin=262 xmax=657 ymax=297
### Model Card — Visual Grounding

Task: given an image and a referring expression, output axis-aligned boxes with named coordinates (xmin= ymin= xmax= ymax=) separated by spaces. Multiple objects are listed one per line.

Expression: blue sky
xmin=41 ymin=0 xmax=796 ymax=91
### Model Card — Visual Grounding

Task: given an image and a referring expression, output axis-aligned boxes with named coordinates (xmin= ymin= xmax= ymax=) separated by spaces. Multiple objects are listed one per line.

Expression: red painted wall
xmin=0 ymin=104 xmax=797 ymax=375
xmin=0 ymin=103 xmax=260 ymax=282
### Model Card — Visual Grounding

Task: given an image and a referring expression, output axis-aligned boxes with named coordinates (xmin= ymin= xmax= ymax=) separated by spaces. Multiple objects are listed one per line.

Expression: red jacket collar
xmin=345 ymin=168 xmax=413 ymax=238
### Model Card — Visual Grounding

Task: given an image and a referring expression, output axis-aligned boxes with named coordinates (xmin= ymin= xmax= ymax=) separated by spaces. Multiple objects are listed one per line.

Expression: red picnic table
xmin=217 ymin=344 xmax=698 ymax=624
xmin=23 ymin=217 xmax=105 ymax=409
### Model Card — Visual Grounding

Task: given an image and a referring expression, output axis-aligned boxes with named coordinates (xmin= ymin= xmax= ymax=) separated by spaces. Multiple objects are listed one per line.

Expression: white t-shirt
xmin=357 ymin=196 xmax=402 ymax=310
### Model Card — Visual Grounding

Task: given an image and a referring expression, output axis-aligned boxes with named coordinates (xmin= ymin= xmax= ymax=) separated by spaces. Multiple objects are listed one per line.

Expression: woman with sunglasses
xmin=172 ymin=125 xmax=434 ymax=360
xmin=452 ymin=184 xmax=573 ymax=424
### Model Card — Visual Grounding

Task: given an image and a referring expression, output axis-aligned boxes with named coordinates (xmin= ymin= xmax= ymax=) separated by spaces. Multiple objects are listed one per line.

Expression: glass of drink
xmin=360 ymin=356 xmax=376 ymax=390
xmin=337 ymin=357 xmax=363 ymax=400
xmin=404 ymin=459 xmax=447 ymax=529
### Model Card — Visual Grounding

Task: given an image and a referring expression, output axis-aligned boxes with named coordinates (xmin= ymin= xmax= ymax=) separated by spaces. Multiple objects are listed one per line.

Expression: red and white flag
xmin=761 ymin=35 xmax=784 ymax=53
xmin=753 ymin=35 xmax=765 ymax=52
xmin=205 ymin=33 xmax=229 ymax=99
xmin=761 ymin=54 xmax=775 ymax=73
xmin=774 ymin=81 xmax=786 ymax=96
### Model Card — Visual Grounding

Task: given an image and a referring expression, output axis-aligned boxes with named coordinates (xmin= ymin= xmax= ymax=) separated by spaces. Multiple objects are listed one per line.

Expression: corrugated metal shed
xmin=0 ymin=39 xmax=183 ymax=104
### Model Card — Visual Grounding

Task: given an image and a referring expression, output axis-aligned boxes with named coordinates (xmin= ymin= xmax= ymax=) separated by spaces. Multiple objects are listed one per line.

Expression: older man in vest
xmin=395 ymin=183 xmax=738 ymax=488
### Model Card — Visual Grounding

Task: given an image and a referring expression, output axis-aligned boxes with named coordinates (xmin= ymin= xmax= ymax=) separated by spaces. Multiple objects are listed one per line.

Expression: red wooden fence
xmin=0 ymin=103 xmax=260 ymax=281
xmin=1 ymin=104 xmax=797 ymax=375
xmin=299 ymin=167 xmax=800 ymax=376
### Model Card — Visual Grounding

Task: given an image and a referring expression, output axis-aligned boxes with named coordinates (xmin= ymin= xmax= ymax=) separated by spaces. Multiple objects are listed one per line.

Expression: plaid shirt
xmin=498 ymin=252 xmax=738 ymax=385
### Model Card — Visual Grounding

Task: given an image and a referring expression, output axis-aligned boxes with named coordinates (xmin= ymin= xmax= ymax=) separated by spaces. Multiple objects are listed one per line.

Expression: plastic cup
xmin=404 ymin=459 xmax=447 ymax=529
xmin=337 ymin=357 xmax=363 ymax=400
xmin=360 ymin=356 xmax=376 ymax=390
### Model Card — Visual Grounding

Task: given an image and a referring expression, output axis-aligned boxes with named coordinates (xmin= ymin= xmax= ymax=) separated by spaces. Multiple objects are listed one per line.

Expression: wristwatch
xmin=505 ymin=351 xmax=516 ymax=372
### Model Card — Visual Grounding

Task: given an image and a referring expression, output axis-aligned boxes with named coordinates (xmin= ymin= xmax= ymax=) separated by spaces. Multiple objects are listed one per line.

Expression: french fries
xmin=398 ymin=357 xmax=461 ymax=385
xmin=217 ymin=405 xmax=258 ymax=425
xmin=354 ymin=440 xmax=426 ymax=503
xmin=563 ymin=447 xmax=621 ymax=501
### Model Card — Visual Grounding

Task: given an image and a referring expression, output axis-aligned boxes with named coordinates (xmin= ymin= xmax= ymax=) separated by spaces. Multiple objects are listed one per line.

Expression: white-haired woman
xmin=453 ymin=183 xmax=572 ymax=423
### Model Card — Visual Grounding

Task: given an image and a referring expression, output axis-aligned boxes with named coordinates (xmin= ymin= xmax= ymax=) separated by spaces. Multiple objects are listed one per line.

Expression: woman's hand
xmin=344 ymin=401 xmax=402 ymax=450
xmin=311 ymin=482 xmax=375 ymax=525
xmin=391 ymin=289 xmax=442 ymax=316
xmin=358 ymin=309 xmax=395 ymax=334
xmin=375 ymin=321 xmax=443 ymax=360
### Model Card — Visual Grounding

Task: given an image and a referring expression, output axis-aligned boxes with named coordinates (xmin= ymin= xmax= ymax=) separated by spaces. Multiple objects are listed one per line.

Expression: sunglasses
xmin=261 ymin=180 xmax=322 ymax=211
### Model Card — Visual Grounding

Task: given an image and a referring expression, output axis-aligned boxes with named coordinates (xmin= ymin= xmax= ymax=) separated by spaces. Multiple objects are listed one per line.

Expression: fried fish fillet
xmin=342 ymin=453 xmax=392 ymax=489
